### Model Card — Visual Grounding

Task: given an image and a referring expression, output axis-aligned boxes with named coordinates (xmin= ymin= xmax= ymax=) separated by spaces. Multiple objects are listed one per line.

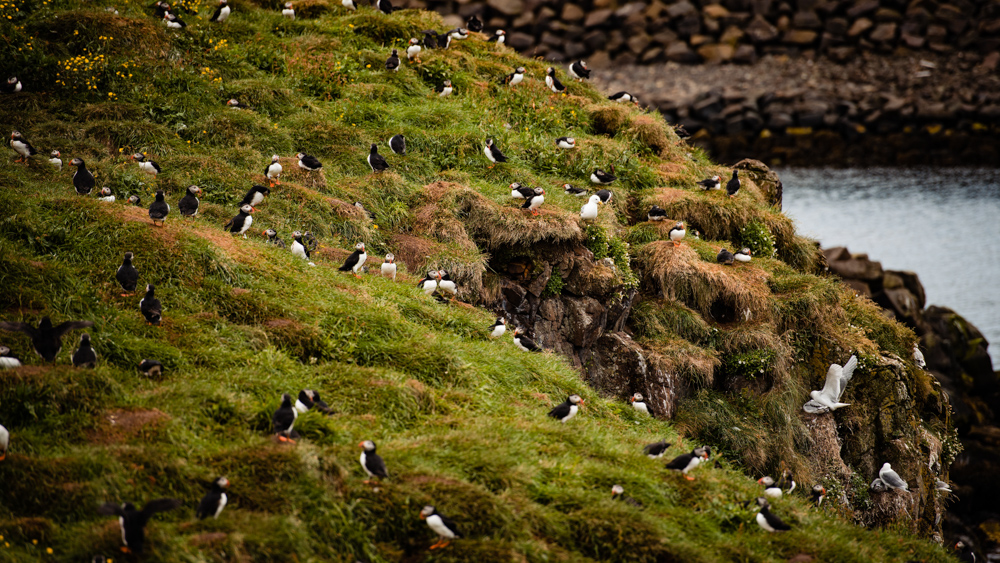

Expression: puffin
xmin=290 ymin=231 xmax=313 ymax=263
xmin=913 ymin=344 xmax=926 ymax=369
xmin=420 ymin=506 xmax=461 ymax=549
xmin=49 ymin=150 xmax=62 ymax=170
xmin=148 ymin=190 xmax=170 ymax=227
xmin=72 ymin=333 xmax=97 ymax=368
xmin=178 ymin=185 xmax=201 ymax=218
xmin=342 ymin=0 xmax=356 ymax=10
xmin=389 ymin=134 xmax=406 ymax=155
xmin=545 ymin=67 xmax=566 ymax=94
xmin=595 ymin=188 xmax=613 ymax=203
xmin=0 ymin=423 xmax=7 ymax=460
xmin=385 ymin=49 xmax=400 ymax=71
xmin=272 ymin=393 xmax=298 ymax=442
xmin=140 ymin=284 xmax=162 ymax=325
xmin=755 ymin=498 xmax=791 ymax=532
xmin=611 ymin=485 xmax=643 ymax=508
xmin=726 ymin=170 xmax=740 ymax=197
xmin=608 ymin=91 xmax=637 ymax=104
xmin=488 ymin=29 xmax=506 ymax=44
xmin=263 ymin=228 xmax=286 ymax=248
xmin=697 ymin=175 xmax=721 ymax=190
xmin=717 ymin=248 xmax=735 ymax=266
xmin=878 ymin=462 xmax=910 ymax=492
xmin=5 ymin=76 xmax=22 ymax=93
xmin=510 ymin=182 xmax=535 ymax=199
xmin=0 ymin=345 xmax=22 ymax=369
xmin=665 ymin=446 xmax=710 ymax=480
xmin=758 ymin=476 xmax=783 ymax=499
xmin=240 ymin=185 xmax=270 ymax=209
xmin=338 ymin=242 xmax=367 ymax=277
xmin=282 ymin=1 xmax=295 ymax=18
xmin=354 ymin=201 xmax=376 ymax=223
xmin=647 ymin=205 xmax=667 ymax=221
xmin=95 ymin=187 xmax=115 ymax=203
xmin=955 ymin=541 xmax=976 ymax=563
xmin=630 ymin=392 xmax=650 ymax=415
xmin=208 ymin=0 xmax=230 ymax=22
xmin=563 ymin=183 xmax=587 ymax=197
xmin=405 ymin=38 xmax=421 ymax=61
xmin=513 ymin=327 xmax=541 ymax=352
xmin=264 ymin=155 xmax=282 ymax=186
xmin=296 ymin=152 xmax=323 ymax=171
xmin=568 ymin=60 xmax=590 ymax=80
xmin=642 ymin=440 xmax=669 ymax=458
xmin=127 ymin=195 xmax=142 ymax=206
xmin=466 ymin=14 xmax=482 ymax=32
xmin=375 ymin=0 xmax=393 ymax=14
xmin=580 ymin=194 xmax=601 ymax=221
xmin=295 ymin=389 xmax=333 ymax=414
xmin=423 ymin=30 xmax=439 ymax=49
xmin=381 ymin=253 xmax=396 ymax=280
xmin=811 ymin=484 xmax=827 ymax=506
xmin=437 ymin=32 xmax=451 ymax=49
xmin=224 ymin=204 xmax=254 ymax=237
xmin=114 ymin=252 xmax=140 ymax=296
xmin=590 ymin=168 xmax=615 ymax=184
xmin=70 ymin=158 xmax=96 ymax=195
xmin=668 ymin=222 xmax=686 ymax=246
xmin=484 ymin=138 xmax=507 ymax=166
xmin=132 ymin=152 xmax=161 ymax=176
xmin=555 ymin=136 xmax=575 ymax=149
xmin=436 ymin=270 xmax=458 ymax=299
xmin=734 ymin=248 xmax=752 ymax=263
xmin=489 ymin=317 xmax=506 ymax=338
xmin=152 ymin=1 xmax=170 ymax=18
xmin=438 ymin=79 xmax=453 ymax=97
xmin=359 ymin=440 xmax=389 ymax=483
xmin=548 ymin=394 xmax=583 ymax=422
xmin=196 ymin=477 xmax=230 ymax=519
xmin=505 ymin=66 xmax=525 ymax=87
xmin=449 ymin=27 xmax=469 ymax=41
xmin=138 ymin=359 xmax=163 ymax=377
xmin=417 ymin=270 xmax=440 ymax=295
xmin=367 ymin=144 xmax=389 ymax=173
xmin=523 ymin=188 xmax=545 ymax=215
xmin=9 ymin=130 xmax=37 ymax=163
xmin=0 ymin=317 xmax=93 ymax=362
xmin=163 ymin=11 xmax=186 ymax=27
xmin=97 ymin=498 xmax=181 ymax=555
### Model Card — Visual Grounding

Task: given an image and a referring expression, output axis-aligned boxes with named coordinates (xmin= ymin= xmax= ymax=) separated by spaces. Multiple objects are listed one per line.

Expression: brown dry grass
xmin=88 ymin=408 xmax=170 ymax=444
xmin=628 ymin=114 xmax=673 ymax=156
xmin=641 ymin=338 xmax=720 ymax=388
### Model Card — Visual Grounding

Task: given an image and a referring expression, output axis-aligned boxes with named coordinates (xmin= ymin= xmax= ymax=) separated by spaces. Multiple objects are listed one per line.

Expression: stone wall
xmin=403 ymin=0 xmax=1000 ymax=66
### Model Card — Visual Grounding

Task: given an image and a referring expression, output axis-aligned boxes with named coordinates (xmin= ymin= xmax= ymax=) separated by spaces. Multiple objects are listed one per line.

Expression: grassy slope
xmin=0 ymin=0 xmax=952 ymax=561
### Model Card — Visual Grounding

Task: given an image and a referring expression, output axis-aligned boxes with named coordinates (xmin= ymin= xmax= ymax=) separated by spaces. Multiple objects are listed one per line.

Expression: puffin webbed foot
xmin=684 ymin=475 xmax=695 ymax=481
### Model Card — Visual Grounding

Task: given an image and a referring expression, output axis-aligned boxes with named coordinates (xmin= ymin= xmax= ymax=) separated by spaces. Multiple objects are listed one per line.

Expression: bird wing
xmin=802 ymin=399 xmax=830 ymax=414
xmin=272 ymin=407 xmax=295 ymax=432
xmin=643 ymin=441 xmax=667 ymax=455
xmin=836 ymin=355 xmax=858 ymax=400
xmin=210 ymin=5 xmax=221 ymax=20
xmin=368 ymin=453 xmax=388 ymax=477
xmin=196 ymin=493 xmax=216 ymax=518
xmin=139 ymin=498 xmax=181 ymax=524
xmin=0 ymin=322 xmax=37 ymax=338
xmin=818 ymin=362 xmax=843 ymax=400
xmin=880 ymin=468 xmax=908 ymax=490
xmin=548 ymin=402 xmax=569 ymax=419
xmin=339 ymin=251 xmax=360 ymax=271
xmin=665 ymin=452 xmax=693 ymax=470
xmin=437 ymin=513 xmax=461 ymax=537
xmin=98 ymin=502 xmax=126 ymax=517
xmin=53 ymin=320 xmax=94 ymax=338
xmin=223 ymin=216 xmax=235 ymax=230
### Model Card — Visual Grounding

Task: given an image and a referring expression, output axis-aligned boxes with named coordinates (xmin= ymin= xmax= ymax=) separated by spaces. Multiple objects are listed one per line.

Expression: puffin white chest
xmin=426 ymin=514 xmax=456 ymax=538
xmin=490 ymin=324 xmax=506 ymax=338
xmin=682 ymin=456 xmax=701 ymax=473
xmin=509 ymin=74 xmax=522 ymax=86
xmin=381 ymin=262 xmax=396 ymax=279
xmin=291 ymin=240 xmax=308 ymax=260
xmin=11 ymin=140 xmax=30 ymax=158
xmin=632 ymin=401 xmax=649 ymax=414
xmin=756 ymin=512 xmax=775 ymax=532
xmin=421 ymin=280 xmax=437 ymax=295
xmin=119 ymin=517 xmax=127 ymax=545
xmin=353 ymin=252 xmax=367 ymax=273
xmin=215 ymin=493 xmax=228 ymax=518
xmin=562 ymin=405 xmax=578 ymax=422
xmin=360 ymin=451 xmax=372 ymax=476
xmin=238 ymin=215 xmax=252 ymax=234
xmin=670 ymin=228 xmax=685 ymax=242
xmin=528 ymin=195 xmax=544 ymax=210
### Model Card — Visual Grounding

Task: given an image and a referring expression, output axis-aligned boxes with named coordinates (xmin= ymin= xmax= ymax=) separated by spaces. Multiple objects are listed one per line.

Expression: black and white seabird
xmin=196 ymin=477 xmax=230 ymax=519
xmin=811 ymin=484 xmax=827 ymax=505
xmin=381 ymin=253 xmax=396 ymax=280
xmin=0 ymin=317 xmax=94 ymax=362
xmin=0 ymin=423 xmax=8 ymax=460
xmin=611 ymin=485 xmax=643 ymax=508
xmin=647 ymin=205 xmax=667 ymax=221
xmin=264 ymin=155 xmax=282 ymax=186
xmin=438 ymin=79 xmax=453 ymax=97
xmin=272 ymin=393 xmax=298 ymax=442
xmin=484 ymin=138 xmax=507 ymax=166
xmin=590 ymin=168 xmax=615 ymax=184
xmin=96 ymin=187 xmax=115 ymax=202
xmin=548 ymin=394 xmax=583 ymax=422
xmin=49 ymin=150 xmax=62 ymax=170
xmin=665 ymin=446 xmax=710 ymax=480
xmin=595 ymin=188 xmax=613 ymax=203
xmin=512 ymin=327 xmax=540 ymax=352
xmin=405 ymin=38 xmax=421 ymax=61
xmin=97 ymin=498 xmax=181 ymax=555
xmin=5 ymin=76 xmax=22 ymax=93
xmin=389 ymin=134 xmax=406 ymax=155
xmin=138 ymin=359 xmax=163 ymax=377
xmin=717 ymin=248 xmax=735 ymax=265
xmin=642 ymin=440 xmax=669 ymax=458
xmin=132 ymin=152 xmax=162 ymax=176
xmin=449 ymin=27 xmax=469 ymax=41
xmin=127 ymin=195 xmax=141 ymax=206
xmin=568 ymin=60 xmax=590 ymax=81
xmin=70 ymin=158 xmax=96 ymax=195
xmin=152 ymin=1 xmax=170 ymax=18
xmin=296 ymin=152 xmax=323 ymax=171
xmin=667 ymin=222 xmax=685 ymax=246
xmin=338 ymin=242 xmax=367 ymax=277
xmin=735 ymin=248 xmax=752 ymax=263
xmin=209 ymin=0 xmax=230 ymax=22
xmin=140 ymin=284 xmax=162 ymax=325
xmin=697 ymin=175 xmax=721 ymax=190
xmin=630 ymin=392 xmax=650 ymax=415
xmin=466 ymin=14 xmax=482 ymax=32
xmin=420 ymin=505 xmax=461 ymax=549
xmin=282 ymin=1 xmax=295 ymax=18
xmin=9 ymin=130 xmax=37 ymax=163
xmin=758 ymin=476 xmax=783 ymax=499
xmin=359 ymin=440 xmax=389 ymax=483
xmin=367 ymin=144 xmax=389 ymax=173
xmin=341 ymin=0 xmax=357 ymax=10
xmin=878 ymin=462 xmax=910 ymax=492
xmin=290 ymin=230 xmax=312 ymax=259
xmin=263 ymin=228 xmax=286 ymax=248
xmin=294 ymin=389 xmax=333 ymax=414
xmin=489 ymin=317 xmax=506 ymax=338
xmin=375 ymin=0 xmax=393 ymax=14
xmin=0 ymin=345 xmax=22 ymax=369
xmin=437 ymin=31 xmax=451 ymax=49
xmin=505 ymin=66 xmax=525 ymax=87
xmin=510 ymin=182 xmax=534 ymax=199
xmin=148 ymin=190 xmax=170 ymax=227
xmin=488 ymin=29 xmax=506 ymax=44
xmin=417 ymin=270 xmax=440 ymax=295
xmin=545 ymin=67 xmax=566 ymax=94
xmin=580 ymin=194 xmax=601 ymax=221
xmin=608 ymin=91 xmax=637 ymax=104
xmin=803 ymin=355 xmax=857 ymax=413
xmin=555 ymin=136 xmax=575 ymax=149
xmin=726 ymin=170 xmax=740 ymax=198
xmin=435 ymin=269 xmax=457 ymax=299
xmin=563 ymin=183 xmax=587 ymax=197
xmin=955 ymin=541 xmax=976 ymax=563
xmin=522 ymin=188 xmax=545 ymax=215
xmin=178 ymin=185 xmax=201 ymax=218
xmin=913 ymin=344 xmax=926 ymax=369
xmin=423 ymin=30 xmax=439 ymax=49
xmin=385 ymin=49 xmax=400 ymax=71
xmin=163 ymin=11 xmax=186 ymax=27
xmin=240 ymin=185 xmax=270 ymax=209
xmin=72 ymin=333 xmax=97 ymax=368
xmin=354 ymin=201 xmax=376 ymax=223
xmin=224 ymin=204 xmax=254 ymax=237
xmin=754 ymin=497 xmax=791 ymax=532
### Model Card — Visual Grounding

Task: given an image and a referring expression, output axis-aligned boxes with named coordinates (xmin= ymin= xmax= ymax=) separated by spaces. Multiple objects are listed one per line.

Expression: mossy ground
xmin=0 ymin=0 xmax=952 ymax=561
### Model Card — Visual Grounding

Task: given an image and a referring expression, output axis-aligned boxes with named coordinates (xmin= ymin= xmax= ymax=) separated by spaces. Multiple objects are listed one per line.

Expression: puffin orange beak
xmin=630 ymin=397 xmax=635 ymax=402
xmin=358 ymin=442 xmax=364 ymax=448
xmin=757 ymin=477 xmax=765 ymax=484
xmin=419 ymin=513 xmax=426 ymax=519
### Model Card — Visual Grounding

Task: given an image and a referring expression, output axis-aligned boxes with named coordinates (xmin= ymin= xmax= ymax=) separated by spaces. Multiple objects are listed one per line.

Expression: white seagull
xmin=878 ymin=462 xmax=910 ymax=492
xmin=802 ymin=355 xmax=857 ymax=414
xmin=580 ymin=194 xmax=601 ymax=221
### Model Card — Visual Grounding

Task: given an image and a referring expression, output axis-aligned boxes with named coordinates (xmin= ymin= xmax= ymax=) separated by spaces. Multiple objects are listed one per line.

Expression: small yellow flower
xmin=32 ymin=539 xmax=38 ymax=545
xmin=46 ymin=548 xmax=53 ymax=554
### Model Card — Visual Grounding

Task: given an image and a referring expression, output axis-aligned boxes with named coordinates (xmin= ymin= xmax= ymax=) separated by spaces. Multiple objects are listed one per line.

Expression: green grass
xmin=0 ymin=0 xmax=954 ymax=561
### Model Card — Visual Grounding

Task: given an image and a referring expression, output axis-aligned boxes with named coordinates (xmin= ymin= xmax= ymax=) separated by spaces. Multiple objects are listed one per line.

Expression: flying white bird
xmin=803 ymin=355 xmax=857 ymax=413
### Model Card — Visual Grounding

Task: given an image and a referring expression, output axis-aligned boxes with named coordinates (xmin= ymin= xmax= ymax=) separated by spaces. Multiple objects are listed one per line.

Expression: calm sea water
xmin=778 ymin=167 xmax=999 ymax=369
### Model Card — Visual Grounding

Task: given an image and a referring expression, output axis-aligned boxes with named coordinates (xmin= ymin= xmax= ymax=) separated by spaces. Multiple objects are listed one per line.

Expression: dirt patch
xmin=189 ymin=532 xmax=230 ymax=546
xmin=88 ymin=408 xmax=170 ymax=444
xmin=388 ymin=233 xmax=443 ymax=277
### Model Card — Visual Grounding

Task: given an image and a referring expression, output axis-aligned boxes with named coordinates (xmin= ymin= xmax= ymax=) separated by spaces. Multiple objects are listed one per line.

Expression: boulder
xmin=793 ymin=10 xmax=823 ymax=28
xmin=561 ymin=3 xmax=585 ymax=21
xmin=848 ymin=17 xmax=874 ymax=37
xmin=584 ymin=8 xmax=614 ymax=27
xmin=784 ymin=28 xmax=819 ymax=43
xmin=746 ymin=14 xmax=780 ymax=42
xmin=666 ymin=0 xmax=697 ymax=17
xmin=507 ymin=32 xmax=535 ymax=50
xmin=666 ymin=40 xmax=701 ymax=62
xmin=487 ymin=0 xmax=524 ymax=16
xmin=734 ymin=43 xmax=759 ymax=63
xmin=846 ymin=0 xmax=879 ymax=18
xmin=827 ymin=254 xmax=884 ymax=281
xmin=698 ymin=43 xmax=736 ymax=62
xmin=869 ymin=22 xmax=897 ymax=42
